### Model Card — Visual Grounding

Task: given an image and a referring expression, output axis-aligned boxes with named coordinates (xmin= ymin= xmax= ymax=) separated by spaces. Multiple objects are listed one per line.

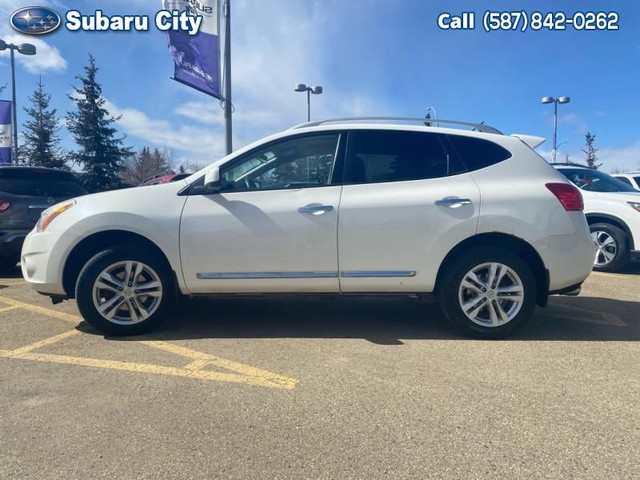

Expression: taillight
xmin=0 ymin=201 xmax=10 ymax=213
xmin=546 ymin=183 xmax=584 ymax=211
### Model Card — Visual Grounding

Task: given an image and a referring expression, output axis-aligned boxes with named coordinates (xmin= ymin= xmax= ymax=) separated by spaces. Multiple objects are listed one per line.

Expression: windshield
xmin=557 ymin=168 xmax=637 ymax=193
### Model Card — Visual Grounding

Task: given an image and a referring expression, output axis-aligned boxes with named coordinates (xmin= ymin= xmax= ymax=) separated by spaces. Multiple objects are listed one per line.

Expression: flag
xmin=162 ymin=0 xmax=220 ymax=98
xmin=0 ymin=101 xmax=12 ymax=164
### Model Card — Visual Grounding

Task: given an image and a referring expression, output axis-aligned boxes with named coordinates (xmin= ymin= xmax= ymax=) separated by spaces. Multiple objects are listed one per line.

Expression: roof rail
xmin=550 ymin=162 xmax=590 ymax=168
xmin=290 ymin=117 xmax=503 ymax=135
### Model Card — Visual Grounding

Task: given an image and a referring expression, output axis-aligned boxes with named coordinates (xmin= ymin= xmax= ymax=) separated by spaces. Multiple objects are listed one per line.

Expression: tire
xmin=589 ymin=222 xmax=629 ymax=272
xmin=75 ymin=245 xmax=173 ymax=336
xmin=438 ymin=247 xmax=537 ymax=339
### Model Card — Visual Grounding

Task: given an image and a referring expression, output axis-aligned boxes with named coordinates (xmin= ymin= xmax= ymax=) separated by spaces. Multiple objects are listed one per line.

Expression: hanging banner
xmin=162 ymin=0 xmax=220 ymax=98
xmin=0 ymin=101 xmax=12 ymax=164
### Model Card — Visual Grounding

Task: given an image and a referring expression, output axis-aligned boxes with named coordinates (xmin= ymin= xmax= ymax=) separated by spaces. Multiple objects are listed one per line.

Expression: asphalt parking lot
xmin=1 ymin=265 xmax=639 ymax=479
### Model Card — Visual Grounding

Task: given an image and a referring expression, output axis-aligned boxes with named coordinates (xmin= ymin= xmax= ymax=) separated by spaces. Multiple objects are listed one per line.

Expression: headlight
xmin=629 ymin=202 xmax=640 ymax=213
xmin=37 ymin=200 xmax=76 ymax=232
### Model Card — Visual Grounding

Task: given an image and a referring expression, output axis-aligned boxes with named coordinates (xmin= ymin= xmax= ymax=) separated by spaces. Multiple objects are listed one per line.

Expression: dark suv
xmin=0 ymin=167 xmax=87 ymax=270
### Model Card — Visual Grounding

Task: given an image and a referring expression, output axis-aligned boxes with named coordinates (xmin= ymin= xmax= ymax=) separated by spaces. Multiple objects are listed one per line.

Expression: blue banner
xmin=162 ymin=0 xmax=220 ymax=99
xmin=0 ymin=101 xmax=12 ymax=164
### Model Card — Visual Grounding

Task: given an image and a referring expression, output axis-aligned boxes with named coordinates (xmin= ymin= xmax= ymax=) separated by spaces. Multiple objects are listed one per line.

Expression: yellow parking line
xmin=0 ymin=295 xmax=81 ymax=324
xmin=0 ymin=305 xmax=22 ymax=313
xmin=0 ymin=294 xmax=298 ymax=389
xmin=8 ymin=351 xmax=296 ymax=389
xmin=141 ymin=340 xmax=298 ymax=388
xmin=5 ymin=329 xmax=81 ymax=356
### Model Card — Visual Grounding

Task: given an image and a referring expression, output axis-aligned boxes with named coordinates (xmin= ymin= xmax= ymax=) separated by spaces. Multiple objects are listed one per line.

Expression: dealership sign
xmin=10 ymin=6 xmax=206 ymax=36
xmin=8 ymin=3 xmax=220 ymax=98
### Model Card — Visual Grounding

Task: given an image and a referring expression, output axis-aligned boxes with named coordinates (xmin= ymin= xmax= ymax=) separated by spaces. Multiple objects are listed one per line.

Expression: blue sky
xmin=1 ymin=0 xmax=639 ymax=172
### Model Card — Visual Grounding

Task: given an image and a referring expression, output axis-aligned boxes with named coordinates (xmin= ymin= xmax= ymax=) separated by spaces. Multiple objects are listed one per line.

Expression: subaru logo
xmin=47 ymin=197 xmax=56 ymax=205
xmin=10 ymin=7 xmax=62 ymax=35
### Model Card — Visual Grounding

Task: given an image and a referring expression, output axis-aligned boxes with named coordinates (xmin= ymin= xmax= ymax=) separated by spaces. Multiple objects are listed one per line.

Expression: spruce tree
xmin=22 ymin=78 xmax=65 ymax=168
xmin=583 ymin=132 xmax=602 ymax=170
xmin=66 ymin=55 xmax=132 ymax=192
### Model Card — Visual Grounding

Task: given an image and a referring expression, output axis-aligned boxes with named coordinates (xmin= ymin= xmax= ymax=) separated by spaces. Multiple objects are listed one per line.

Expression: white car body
xmin=22 ymin=121 xmax=596 ymax=338
xmin=554 ymin=165 xmax=640 ymax=271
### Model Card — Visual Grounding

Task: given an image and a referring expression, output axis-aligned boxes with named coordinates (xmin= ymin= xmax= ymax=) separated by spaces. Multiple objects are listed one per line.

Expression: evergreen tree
xmin=66 ymin=55 xmax=132 ymax=192
xmin=22 ymin=78 xmax=65 ymax=168
xmin=583 ymin=132 xmax=602 ymax=170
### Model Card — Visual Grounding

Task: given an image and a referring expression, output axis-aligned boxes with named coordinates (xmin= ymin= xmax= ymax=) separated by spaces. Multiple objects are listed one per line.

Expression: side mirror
xmin=204 ymin=167 xmax=221 ymax=192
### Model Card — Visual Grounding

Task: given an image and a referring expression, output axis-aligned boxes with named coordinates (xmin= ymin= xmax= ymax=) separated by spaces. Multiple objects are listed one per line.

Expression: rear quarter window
xmin=445 ymin=135 xmax=512 ymax=172
xmin=344 ymin=130 xmax=467 ymax=184
xmin=616 ymin=177 xmax=633 ymax=187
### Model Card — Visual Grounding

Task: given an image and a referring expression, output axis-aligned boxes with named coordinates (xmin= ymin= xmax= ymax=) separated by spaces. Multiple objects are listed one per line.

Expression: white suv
xmin=554 ymin=165 xmax=640 ymax=272
xmin=612 ymin=173 xmax=640 ymax=191
xmin=22 ymin=119 xmax=595 ymax=339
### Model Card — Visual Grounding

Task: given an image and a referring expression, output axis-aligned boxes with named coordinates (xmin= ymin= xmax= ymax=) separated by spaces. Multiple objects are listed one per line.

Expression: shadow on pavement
xmin=97 ymin=294 xmax=640 ymax=344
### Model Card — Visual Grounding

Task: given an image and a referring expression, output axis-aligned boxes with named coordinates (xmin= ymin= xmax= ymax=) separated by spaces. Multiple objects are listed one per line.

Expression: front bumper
xmin=21 ymin=229 xmax=67 ymax=296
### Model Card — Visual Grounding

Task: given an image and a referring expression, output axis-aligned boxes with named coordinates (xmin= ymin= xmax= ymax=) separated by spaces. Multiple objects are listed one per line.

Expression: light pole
xmin=295 ymin=84 xmax=323 ymax=122
xmin=0 ymin=40 xmax=36 ymax=164
xmin=541 ymin=96 xmax=570 ymax=163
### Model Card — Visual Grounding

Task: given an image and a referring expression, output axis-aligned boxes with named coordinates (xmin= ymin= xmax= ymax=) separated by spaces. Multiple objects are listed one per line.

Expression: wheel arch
xmin=62 ymin=230 xmax=174 ymax=299
xmin=434 ymin=233 xmax=549 ymax=307
xmin=585 ymin=214 xmax=634 ymax=250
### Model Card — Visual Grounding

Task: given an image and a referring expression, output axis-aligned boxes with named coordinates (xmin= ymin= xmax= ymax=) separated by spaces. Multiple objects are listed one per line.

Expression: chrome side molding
xmin=341 ymin=271 xmax=417 ymax=278
xmin=197 ymin=270 xmax=418 ymax=279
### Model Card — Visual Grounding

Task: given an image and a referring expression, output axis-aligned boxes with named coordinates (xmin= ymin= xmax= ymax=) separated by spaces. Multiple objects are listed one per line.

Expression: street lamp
xmin=295 ymin=84 xmax=323 ymax=122
xmin=0 ymin=40 xmax=36 ymax=163
xmin=541 ymin=95 xmax=570 ymax=163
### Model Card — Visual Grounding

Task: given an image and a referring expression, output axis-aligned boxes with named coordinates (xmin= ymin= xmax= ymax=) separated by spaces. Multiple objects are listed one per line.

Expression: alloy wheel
xmin=458 ymin=262 xmax=525 ymax=328
xmin=591 ymin=230 xmax=617 ymax=267
xmin=92 ymin=260 xmax=163 ymax=325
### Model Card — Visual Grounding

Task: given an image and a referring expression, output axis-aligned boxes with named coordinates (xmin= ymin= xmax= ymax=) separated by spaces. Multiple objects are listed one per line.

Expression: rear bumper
xmin=533 ymin=213 xmax=596 ymax=292
xmin=549 ymin=283 xmax=583 ymax=296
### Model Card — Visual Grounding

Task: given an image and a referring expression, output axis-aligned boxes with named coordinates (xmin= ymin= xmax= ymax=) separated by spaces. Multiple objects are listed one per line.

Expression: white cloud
xmin=105 ymin=99 xmax=226 ymax=159
xmin=599 ymin=142 xmax=640 ymax=173
xmin=538 ymin=142 xmax=640 ymax=173
xmin=0 ymin=35 xmax=67 ymax=73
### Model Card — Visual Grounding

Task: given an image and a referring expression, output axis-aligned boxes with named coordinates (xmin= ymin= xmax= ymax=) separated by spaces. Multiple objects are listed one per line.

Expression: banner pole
xmin=223 ymin=0 xmax=232 ymax=155
xmin=10 ymin=47 xmax=18 ymax=163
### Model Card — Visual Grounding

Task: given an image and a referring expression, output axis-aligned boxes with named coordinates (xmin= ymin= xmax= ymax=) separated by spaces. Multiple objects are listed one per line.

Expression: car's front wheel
xmin=438 ymin=247 xmax=537 ymax=339
xmin=75 ymin=246 xmax=173 ymax=336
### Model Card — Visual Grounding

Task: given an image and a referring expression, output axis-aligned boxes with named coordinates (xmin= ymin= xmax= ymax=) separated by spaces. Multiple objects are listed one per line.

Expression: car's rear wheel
xmin=438 ymin=247 xmax=537 ymax=339
xmin=76 ymin=246 xmax=172 ymax=336
xmin=590 ymin=222 xmax=629 ymax=272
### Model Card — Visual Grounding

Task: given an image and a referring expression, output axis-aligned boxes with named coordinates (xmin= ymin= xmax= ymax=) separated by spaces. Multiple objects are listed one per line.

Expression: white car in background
xmin=612 ymin=172 xmax=640 ymax=191
xmin=22 ymin=118 xmax=595 ymax=339
xmin=554 ymin=165 xmax=640 ymax=272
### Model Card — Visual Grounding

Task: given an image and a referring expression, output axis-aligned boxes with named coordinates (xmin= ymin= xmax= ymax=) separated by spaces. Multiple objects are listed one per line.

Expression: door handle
xmin=435 ymin=197 xmax=472 ymax=208
xmin=298 ymin=205 xmax=334 ymax=215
